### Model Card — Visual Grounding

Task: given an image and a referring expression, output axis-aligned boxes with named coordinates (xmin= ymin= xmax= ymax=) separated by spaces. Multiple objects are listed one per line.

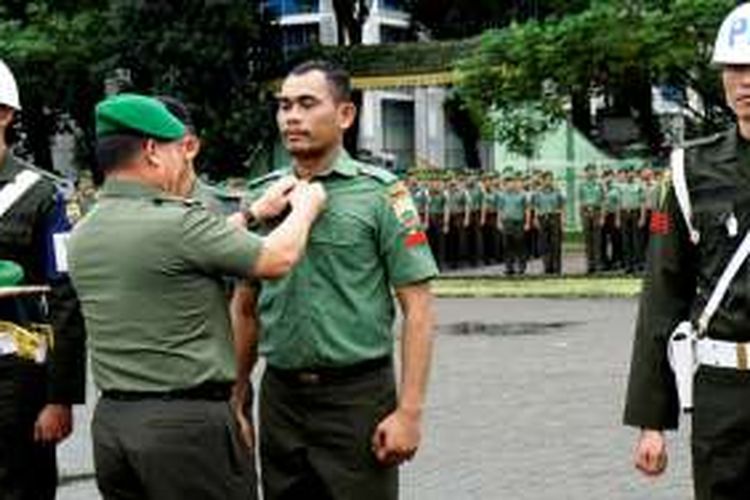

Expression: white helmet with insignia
xmin=0 ymin=59 xmax=20 ymax=110
xmin=713 ymin=3 xmax=750 ymax=65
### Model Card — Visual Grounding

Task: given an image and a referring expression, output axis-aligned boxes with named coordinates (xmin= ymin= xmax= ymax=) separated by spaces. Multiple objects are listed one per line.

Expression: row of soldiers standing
xmin=408 ymin=163 xmax=665 ymax=276
xmin=408 ymin=169 xmax=566 ymax=275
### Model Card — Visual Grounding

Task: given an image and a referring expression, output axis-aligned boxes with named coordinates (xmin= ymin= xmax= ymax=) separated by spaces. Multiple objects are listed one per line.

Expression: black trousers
xmin=259 ymin=362 xmax=397 ymax=500
xmin=468 ymin=212 xmax=483 ymax=267
xmin=620 ymin=210 xmax=642 ymax=272
xmin=483 ymin=214 xmax=501 ymax=265
xmin=601 ymin=213 xmax=622 ymax=270
xmin=426 ymin=216 xmax=447 ymax=270
xmin=692 ymin=366 xmax=750 ymax=500
xmin=580 ymin=209 xmax=601 ymax=273
xmin=503 ymin=221 xmax=527 ymax=275
xmin=539 ymin=214 xmax=563 ymax=274
xmin=0 ymin=357 xmax=56 ymax=500
xmin=92 ymin=397 xmax=257 ymax=500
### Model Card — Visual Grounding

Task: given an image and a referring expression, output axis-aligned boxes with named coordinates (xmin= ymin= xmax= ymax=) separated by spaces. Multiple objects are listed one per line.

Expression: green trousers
xmin=259 ymin=362 xmax=398 ymax=500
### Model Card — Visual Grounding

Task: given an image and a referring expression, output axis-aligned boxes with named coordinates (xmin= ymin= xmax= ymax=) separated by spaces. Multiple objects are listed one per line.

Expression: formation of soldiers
xmin=407 ymin=163 xmax=665 ymax=276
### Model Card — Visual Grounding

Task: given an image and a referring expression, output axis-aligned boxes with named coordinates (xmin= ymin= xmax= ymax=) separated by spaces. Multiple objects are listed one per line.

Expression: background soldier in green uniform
xmin=579 ymin=164 xmax=604 ymax=273
xmin=641 ymin=165 xmax=659 ymax=260
xmin=625 ymin=6 xmax=750 ymax=498
xmin=426 ymin=176 xmax=448 ymax=270
xmin=447 ymin=176 xmax=467 ymax=269
xmin=68 ymin=94 xmax=325 ymax=500
xmin=600 ymin=169 xmax=622 ymax=271
xmin=0 ymin=59 xmax=86 ymax=500
xmin=498 ymin=173 xmax=529 ymax=275
xmin=532 ymin=171 xmax=565 ymax=275
xmin=619 ymin=166 xmax=645 ymax=274
xmin=467 ymin=175 xmax=484 ymax=267
xmin=246 ymin=60 xmax=437 ymax=500
xmin=481 ymin=173 xmax=500 ymax=265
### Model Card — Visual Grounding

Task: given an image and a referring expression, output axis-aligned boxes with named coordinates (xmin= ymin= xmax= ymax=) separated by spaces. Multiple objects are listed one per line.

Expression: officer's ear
xmin=0 ymin=106 xmax=14 ymax=131
xmin=142 ymin=139 xmax=163 ymax=169
xmin=184 ymin=134 xmax=201 ymax=163
xmin=337 ymin=101 xmax=356 ymax=131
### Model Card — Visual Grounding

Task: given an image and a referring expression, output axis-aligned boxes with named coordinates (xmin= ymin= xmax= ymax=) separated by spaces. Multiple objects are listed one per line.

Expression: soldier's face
xmin=277 ymin=70 xmax=356 ymax=159
xmin=723 ymin=64 xmax=750 ymax=122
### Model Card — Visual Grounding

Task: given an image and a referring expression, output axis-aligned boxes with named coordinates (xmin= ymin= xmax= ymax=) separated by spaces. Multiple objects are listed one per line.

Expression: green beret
xmin=96 ymin=93 xmax=186 ymax=140
xmin=0 ymin=260 xmax=23 ymax=287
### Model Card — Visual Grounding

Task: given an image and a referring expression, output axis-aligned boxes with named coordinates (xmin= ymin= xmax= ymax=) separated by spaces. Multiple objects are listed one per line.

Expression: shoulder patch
xmin=247 ymin=168 xmax=291 ymax=189
xmin=357 ymin=163 xmax=399 ymax=185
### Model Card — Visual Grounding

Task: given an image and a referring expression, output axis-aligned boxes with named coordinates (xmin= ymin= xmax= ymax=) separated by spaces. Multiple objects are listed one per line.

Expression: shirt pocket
xmin=309 ymin=209 xmax=366 ymax=248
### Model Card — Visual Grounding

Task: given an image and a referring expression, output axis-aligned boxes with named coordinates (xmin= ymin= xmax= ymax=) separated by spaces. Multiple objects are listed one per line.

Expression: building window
xmin=281 ymin=23 xmax=319 ymax=54
xmin=379 ymin=0 xmax=405 ymax=12
xmin=264 ymin=0 xmax=319 ymax=17
xmin=382 ymin=100 xmax=415 ymax=172
xmin=379 ymin=25 xmax=412 ymax=43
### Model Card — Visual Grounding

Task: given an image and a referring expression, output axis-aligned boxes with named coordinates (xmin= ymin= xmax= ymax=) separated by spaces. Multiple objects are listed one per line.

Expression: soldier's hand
xmin=230 ymin=384 xmax=255 ymax=452
xmin=34 ymin=404 xmax=73 ymax=444
xmin=443 ymin=225 xmax=449 ymax=235
xmin=226 ymin=212 xmax=247 ymax=229
xmin=249 ymin=175 xmax=299 ymax=221
xmin=371 ymin=409 xmax=421 ymax=466
xmin=290 ymin=181 xmax=327 ymax=220
xmin=634 ymin=429 xmax=668 ymax=476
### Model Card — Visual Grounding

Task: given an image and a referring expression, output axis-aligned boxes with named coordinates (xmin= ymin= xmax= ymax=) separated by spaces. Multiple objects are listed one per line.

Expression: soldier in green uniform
xmin=619 ymin=166 xmax=645 ymax=274
xmin=625 ymin=6 xmax=750 ymax=498
xmin=640 ymin=165 xmax=659 ymax=263
xmin=579 ymin=164 xmax=605 ymax=273
xmin=447 ymin=176 xmax=469 ymax=268
xmin=426 ymin=176 xmax=448 ymax=269
xmin=68 ymin=94 xmax=326 ymax=500
xmin=532 ymin=171 xmax=566 ymax=274
xmin=0 ymin=59 xmax=86 ymax=500
xmin=498 ymin=172 xmax=530 ymax=275
xmin=600 ymin=169 xmax=622 ymax=271
xmin=481 ymin=173 xmax=500 ymax=265
xmin=246 ymin=60 xmax=437 ymax=500
xmin=467 ymin=175 xmax=485 ymax=267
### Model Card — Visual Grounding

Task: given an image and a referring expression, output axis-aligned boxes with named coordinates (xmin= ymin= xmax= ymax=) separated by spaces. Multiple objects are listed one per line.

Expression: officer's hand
xmin=250 ymin=175 xmax=299 ymax=221
xmin=442 ymin=225 xmax=449 ymax=235
xmin=290 ymin=181 xmax=327 ymax=219
xmin=371 ymin=409 xmax=421 ymax=466
xmin=230 ymin=384 xmax=255 ymax=452
xmin=634 ymin=429 xmax=668 ymax=476
xmin=34 ymin=404 xmax=73 ymax=444
xmin=226 ymin=212 xmax=247 ymax=229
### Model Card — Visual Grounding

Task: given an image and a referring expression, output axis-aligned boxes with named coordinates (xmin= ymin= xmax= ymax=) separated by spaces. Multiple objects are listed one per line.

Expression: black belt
xmin=268 ymin=356 xmax=391 ymax=385
xmin=101 ymin=381 xmax=232 ymax=402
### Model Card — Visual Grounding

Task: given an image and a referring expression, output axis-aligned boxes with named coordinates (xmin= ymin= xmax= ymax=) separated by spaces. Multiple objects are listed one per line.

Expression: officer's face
xmin=276 ymin=70 xmax=356 ymax=160
xmin=723 ymin=64 xmax=750 ymax=122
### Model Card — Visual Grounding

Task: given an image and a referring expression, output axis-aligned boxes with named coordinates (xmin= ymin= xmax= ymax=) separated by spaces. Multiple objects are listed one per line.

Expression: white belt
xmin=696 ymin=338 xmax=750 ymax=370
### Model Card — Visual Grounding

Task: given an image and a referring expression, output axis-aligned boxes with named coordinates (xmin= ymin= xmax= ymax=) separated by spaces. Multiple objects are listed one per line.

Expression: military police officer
xmin=68 ymin=93 xmax=325 ymax=500
xmin=532 ymin=171 xmax=565 ymax=275
xmin=498 ymin=172 xmax=529 ymax=275
xmin=579 ymin=164 xmax=604 ymax=273
xmin=625 ymin=5 xmax=750 ymax=498
xmin=0 ymin=59 xmax=86 ymax=500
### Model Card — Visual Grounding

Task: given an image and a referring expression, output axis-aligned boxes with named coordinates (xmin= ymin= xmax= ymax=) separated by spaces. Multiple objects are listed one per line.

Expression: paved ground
xmin=58 ymin=298 xmax=692 ymax=499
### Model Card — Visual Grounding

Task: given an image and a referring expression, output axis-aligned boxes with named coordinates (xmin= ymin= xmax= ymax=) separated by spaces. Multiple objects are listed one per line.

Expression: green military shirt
xmin=498 ymin=191 xmax=527 ymax=222
xmin=578 ymin=179 xmax=604 ymax=209
xmin=428 ymin=189 xmax=446 ymax=215
xmin=248 ymin=150 xmax=438 ymax=369
xmin=484 ymin=189 xmax=498 ymax=213
xmin=620 ymin=181 xmax=644 ymax=211
xmin=447 ymin=188 xmax=467 ymax=216
xmin=533 ymin=188 xmax=565 ymax=216
xmin=468 ymin=186 xmax=484 ymax=211
xmin=68 ymin=179 xmax=263 ymax=392
xmin=643 ymin=181 xmax=660 ymax=211
xmin=604 ymin=184 xmax=622 ymax=214
xmin=191 ymin=178 xmax=242 ymax=215
xmin=412 ymin=186 xmax=429 ymax=217
xmin=624 ymin=127 xmax=750 ymax=430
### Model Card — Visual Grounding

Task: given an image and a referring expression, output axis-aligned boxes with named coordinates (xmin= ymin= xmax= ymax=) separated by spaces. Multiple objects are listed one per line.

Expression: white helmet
xmin=713 ymin=3 xmax=750 ymax=65
xmin=0 ymin=60 xmax=20 ymax=110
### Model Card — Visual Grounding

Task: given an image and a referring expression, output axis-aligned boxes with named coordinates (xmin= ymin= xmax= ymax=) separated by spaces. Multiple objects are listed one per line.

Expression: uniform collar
xmin=99 ymin=178 xmax=164 ymax=199
xmin=0 ymin=153 xmax=22 ymax=183
xmin=299 ymin=148 xmax=358 ymax=180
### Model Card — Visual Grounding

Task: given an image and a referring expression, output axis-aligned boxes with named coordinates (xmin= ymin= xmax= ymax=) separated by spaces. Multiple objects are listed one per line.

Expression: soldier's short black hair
xmin=156 ymin=95 xmax=196 ymax=134
xmin=95 ymin=134 xmax=146 ymax=174
xmin=288 ymin=60 xmax=352 ymax=103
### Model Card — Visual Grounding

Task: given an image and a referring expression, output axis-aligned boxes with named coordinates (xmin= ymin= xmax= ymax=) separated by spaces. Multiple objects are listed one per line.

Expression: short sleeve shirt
xmin=246 ymin=150 xmax=438 ymax=369
xmin=68 ymin=179 xmax=263 ymax=391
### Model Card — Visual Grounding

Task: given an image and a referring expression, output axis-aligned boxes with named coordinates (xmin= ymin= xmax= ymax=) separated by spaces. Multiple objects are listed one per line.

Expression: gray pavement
xmin=58 ymin=298 xmax=692 ymax=499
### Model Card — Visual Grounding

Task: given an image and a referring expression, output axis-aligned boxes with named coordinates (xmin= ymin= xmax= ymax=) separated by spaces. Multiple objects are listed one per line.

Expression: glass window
xmin=379 ymin=0 xmax=405 ymax=11
xmin=382 ymin=100 xmax=415 ymax=172
xmin=264 ymin=0 xmax=319 ymax=17
xmin=281 ymin=23 xmax=319 ymax=54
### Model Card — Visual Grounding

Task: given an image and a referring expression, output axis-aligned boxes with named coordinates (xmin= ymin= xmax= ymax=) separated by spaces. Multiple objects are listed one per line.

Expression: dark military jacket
xmin=0 ymin=153 xmax=86 ymax=404
xmin=624 ymin=127 xmax=750 ymax=430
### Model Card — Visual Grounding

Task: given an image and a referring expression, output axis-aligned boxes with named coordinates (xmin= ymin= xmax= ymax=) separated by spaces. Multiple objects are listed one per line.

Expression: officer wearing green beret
xmin=579 ymin=164 xmax=605 ymax=273
xmin=68 ymin=93 xmax=326 ymax=499
xmin=532 ymin=171 xmax=566 ymax=274
xmin=625 ymin=5 xmax=750 ymax=497
xmin=0 ymin=59 xmax=86 ymax=499
xmin=246 ymin=60 xmax=438 ymax=500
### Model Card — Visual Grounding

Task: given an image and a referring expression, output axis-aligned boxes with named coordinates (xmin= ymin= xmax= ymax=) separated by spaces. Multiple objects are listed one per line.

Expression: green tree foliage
xmin=455 ymin=0 xmax=735 ymax=158
xmin=0 ymin=0 xmax=277 ymax=180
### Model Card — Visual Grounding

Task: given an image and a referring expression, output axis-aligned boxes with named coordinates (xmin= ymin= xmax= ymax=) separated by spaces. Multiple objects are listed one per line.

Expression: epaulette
xmin=357 ymin=162 xmax=398 ymax=185
xmin=153 ymin=195 xmax=202 ymax=207
xmin=682 ymin=132 xmax=723 ymax=150
xmin=247 ymin=168 xmax=291 ymax=189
